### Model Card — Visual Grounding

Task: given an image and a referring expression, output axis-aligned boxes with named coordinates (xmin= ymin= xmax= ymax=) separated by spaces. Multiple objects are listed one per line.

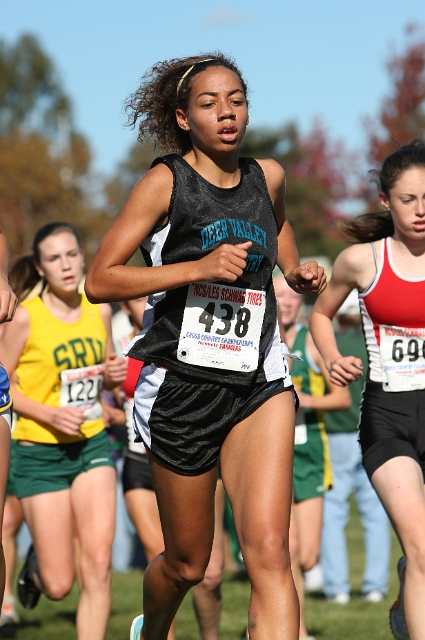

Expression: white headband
xmin=176 ymin=59 xmax=215 ymax=99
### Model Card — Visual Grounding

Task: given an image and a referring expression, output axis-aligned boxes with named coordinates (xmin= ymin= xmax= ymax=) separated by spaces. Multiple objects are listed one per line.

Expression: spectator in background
xmin=321 ymin=291 xmax=390 ymax=604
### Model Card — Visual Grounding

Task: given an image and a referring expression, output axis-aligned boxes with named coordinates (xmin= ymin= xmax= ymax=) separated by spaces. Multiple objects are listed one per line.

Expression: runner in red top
xmin=310 ymin=140 xmax=425 ymax=640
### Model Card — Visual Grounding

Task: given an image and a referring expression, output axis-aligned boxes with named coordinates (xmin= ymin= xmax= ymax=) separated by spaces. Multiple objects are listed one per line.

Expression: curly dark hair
xmin=125 ymin=53 xmax=249 ymax=155
xmin=340 ymin=139 xmax=425 ymax=243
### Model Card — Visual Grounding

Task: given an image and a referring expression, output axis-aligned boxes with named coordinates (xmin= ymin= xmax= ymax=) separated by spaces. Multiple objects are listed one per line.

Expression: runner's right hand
xmin=49 ymin=406 xmax=86 ymax=436
xmin=195 ymin=242 xmax=252 ymax=283
xmin=329 ymin=355 xmax=363 ymax=386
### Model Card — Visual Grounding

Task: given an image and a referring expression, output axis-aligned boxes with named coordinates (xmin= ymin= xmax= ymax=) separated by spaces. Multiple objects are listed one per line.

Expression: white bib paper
xmin=294 ymin=423 xmax=308 ymax=446
xmin=177 ymin=283 xmax=266 ymax=372
xmin=60 ymin=364 xmax=104 ymax=421
xmin=294 ymin=407 xmax=308 ymax=445
xmin=379 ymin=325 xmax=425 ymax=392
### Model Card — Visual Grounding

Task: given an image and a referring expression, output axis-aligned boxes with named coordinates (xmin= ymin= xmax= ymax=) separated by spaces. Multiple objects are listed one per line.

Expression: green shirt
xmin=291 ymin=325 xmax=324 ymax=427
xmin=323 ymin=329 xmax=367 ymax=433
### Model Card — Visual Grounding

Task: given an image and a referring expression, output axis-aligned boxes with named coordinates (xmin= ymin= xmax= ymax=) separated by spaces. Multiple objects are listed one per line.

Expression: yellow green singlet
xmin=13 ymin=294 xmax=107 ymax=444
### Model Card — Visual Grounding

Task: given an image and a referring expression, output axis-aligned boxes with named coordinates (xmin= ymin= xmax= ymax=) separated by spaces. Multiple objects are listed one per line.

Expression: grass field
xmin=6 ymin=498 xmax=402 ymax=640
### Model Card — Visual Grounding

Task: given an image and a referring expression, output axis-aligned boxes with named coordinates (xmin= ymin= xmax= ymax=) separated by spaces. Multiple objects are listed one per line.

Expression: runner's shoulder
xmin=255 ymin=159 xmax=285 ymax=203
xmin=255 ymin=158 xmax=285 ymax=183
xmin=333 ymin=243 xmax=375 ymax=281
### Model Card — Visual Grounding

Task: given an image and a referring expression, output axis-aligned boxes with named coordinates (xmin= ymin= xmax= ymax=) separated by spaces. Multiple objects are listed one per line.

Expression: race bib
xmin=177 ymin=283 xmax=265 ymax=372
xmin=60 ymin=364 xmax=104 ymax=421
xmin=380 ymin=325 xmax=425 ymax=392
xmin=294 ymin=423 xmax=308 ymax=446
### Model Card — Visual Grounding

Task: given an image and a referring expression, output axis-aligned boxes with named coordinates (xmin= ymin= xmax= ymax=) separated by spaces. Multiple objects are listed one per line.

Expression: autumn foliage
xmin=1 ymin=26 xmax=425 ymax=266
xmin=362 ymin=24 xmax=425 ymax=208
xmin=0 ymin=35 xmax=111 ymax=262
xmin=239 ymin=121 xmax=352 ymax=258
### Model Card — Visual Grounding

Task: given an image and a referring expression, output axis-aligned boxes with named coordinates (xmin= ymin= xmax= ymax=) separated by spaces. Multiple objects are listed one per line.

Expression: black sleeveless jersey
xmin=127 ymin=154 xmax=280 ymax=385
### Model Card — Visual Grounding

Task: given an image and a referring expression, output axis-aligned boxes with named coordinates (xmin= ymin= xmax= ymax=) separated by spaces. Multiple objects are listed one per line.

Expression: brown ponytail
xmin=9 ymin=254 xmax=43 ymax=302
xmin=339 ymin=211 xmax=394 ymax=243
xmin=340 ymin=140 xmax=425 ymax=243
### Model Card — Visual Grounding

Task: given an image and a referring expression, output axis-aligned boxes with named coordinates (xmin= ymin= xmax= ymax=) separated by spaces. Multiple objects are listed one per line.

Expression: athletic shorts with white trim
xmin=132 ymin=363 xmax=294 ymax=476
xmin=14 ymin=430 xmax=114 ymax=498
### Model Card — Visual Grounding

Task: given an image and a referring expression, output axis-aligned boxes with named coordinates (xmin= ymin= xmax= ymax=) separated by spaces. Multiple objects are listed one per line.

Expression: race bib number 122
xmin=177 ymin=283 xmax=265 ymax=372
xmin=60 ymin=364 xmax=104 ymax=421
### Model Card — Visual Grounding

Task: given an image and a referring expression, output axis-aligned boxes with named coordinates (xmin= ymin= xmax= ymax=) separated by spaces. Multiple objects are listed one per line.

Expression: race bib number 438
xmin=380 ymin=325 xmax=425 ymax=392
xmin=177 ymin=283 xmax=265 ymax=372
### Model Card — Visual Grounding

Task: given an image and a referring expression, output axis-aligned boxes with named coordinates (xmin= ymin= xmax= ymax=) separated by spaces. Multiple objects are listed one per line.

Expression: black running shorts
xmin=132 ymin=363 xmax=294 ymax=476
xmin=122 ymin=453 xmax=154 ymax=493
xmin=359 ymin=381 xmax=425 ymax=481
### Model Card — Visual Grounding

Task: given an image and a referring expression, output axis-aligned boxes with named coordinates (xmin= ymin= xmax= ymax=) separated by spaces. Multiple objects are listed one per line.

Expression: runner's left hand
xmin=104 ymin=354 xmax=128 ymax=388
xmin=285 ymin=261 xmax=327 ymax=295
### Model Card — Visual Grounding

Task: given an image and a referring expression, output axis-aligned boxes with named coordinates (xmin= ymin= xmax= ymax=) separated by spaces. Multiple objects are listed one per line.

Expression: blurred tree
xmin=0 ymin=131 xmax=111 ymax=257
xmin=0 ymin=34 xmax=111 ymax=263
xmin=363 ymin=23 xmax=425 ymax=206
xmin=241 ymin=121 xmax=351 ymax=258
xmin=0 ymin=34 xmax=70 ymax=136
xmin=105 ymin=140 xmax=156 ymax=215
xmin=102 ymin=140 xmax=156 ymax=267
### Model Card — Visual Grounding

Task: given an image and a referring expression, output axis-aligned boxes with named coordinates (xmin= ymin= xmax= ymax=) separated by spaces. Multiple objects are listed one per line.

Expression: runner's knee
xmin=299 ymin=547 xmax=319 ymax=572
xmin=242 ymin=531 xmax=291 ymax=575
xmin=80 ymin=548 xmax=112 ymax=586
xmin=405 ymin=545 xmax=425 ymax=576
xmin=199 ymin=564 xmax=223 ymax=593
xmin=42 ymin=574 xmax=73 ymax=601
xmin=165 ymin=553 xmax=211 ymax=588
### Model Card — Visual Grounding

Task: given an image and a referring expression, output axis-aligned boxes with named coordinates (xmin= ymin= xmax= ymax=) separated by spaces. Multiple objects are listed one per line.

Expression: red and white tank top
xmin=359 ymin=237 xmax=425 ymax=390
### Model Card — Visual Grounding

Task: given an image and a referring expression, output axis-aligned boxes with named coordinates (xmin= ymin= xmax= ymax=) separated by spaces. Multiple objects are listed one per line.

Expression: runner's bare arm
xmin=309 ymin=246 xmax=366 ymax=386
xmin=0 ymin=306 xmax=30 ymax=376
xmin=85 ymin=164 xmax=252 ymax=303
xmin=258 ymin=159 xmax=326 ymax=294
xmin=99 ymin=302 xmax=128 ymax=389
xmin=0 ymin=230 xmax=18 ymax=323
xmin=296 ymin=332 xmax=351 ymax=410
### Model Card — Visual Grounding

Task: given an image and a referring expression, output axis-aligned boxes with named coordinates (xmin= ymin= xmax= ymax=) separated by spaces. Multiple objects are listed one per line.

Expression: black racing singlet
xmin=127 ymin=154 xmax=280 ymax=385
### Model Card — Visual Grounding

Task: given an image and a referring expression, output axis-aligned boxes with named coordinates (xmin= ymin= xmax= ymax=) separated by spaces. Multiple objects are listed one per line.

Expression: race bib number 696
xmin=177 ymin=283 xmax=265 ymax=372
xmin=380 ymin=325 xmax=425 ymax=392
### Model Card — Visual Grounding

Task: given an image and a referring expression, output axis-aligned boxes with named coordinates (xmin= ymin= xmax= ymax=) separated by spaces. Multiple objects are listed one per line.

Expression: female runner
xmin=85 ymin=53 xmax=326 ymax=640
xmin=0 ymin=222 xmax=127 ymax=640
xmin=309 ymin=140 xmax=425 ymax=640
